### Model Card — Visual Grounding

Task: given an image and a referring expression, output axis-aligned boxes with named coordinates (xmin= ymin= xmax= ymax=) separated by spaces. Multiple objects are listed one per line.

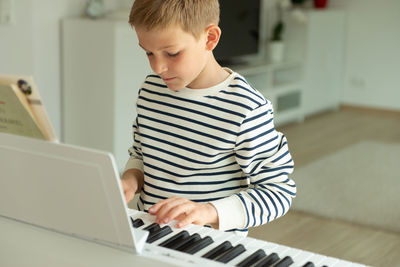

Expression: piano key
xmin=302 ymin=262 xmax=315 ymax=267
xmin=146 ymin=225 xmax=173 ymax=244
xmin=252 ymin=239 xmax=280 ymax=255
xmin=215 ymin=244 xmax=246 ymax=263
xmin=276 ymin=247 xmax=315 ymax=267
xmin=317 ymin=256 xmax=340 ymax=266
xmin=174 ymin=233 xmax=202 ymax=251
xmin=191 ymin=229 xmax=228 ymax=257
xmin=181 ymin=236 xmax=214 ymax=255
xmin=274 ymin=255 xmax=294 ymax=267
xmin=130 ymin=218 xmax=144 ymax=228
xmin=151 ymin=221 xmax=213 ymax=247
xmin=202 ymin=240 xmax=233 ymax=260
xmin=236 ymin=249 xmax=267 ymax=267
xmin=270 ymin=244 xmax=292 ymax=257
xmin=255 ymin=252 xmax=280 ymax=267
xmin=143 ymin=222 xmax=160 ymax=233
xmin=303 ymin=254 xmax=328 ymax=266
xmin=228 ymin=237 xmax=278 ymax=266
xmin=159 ymin=230 xmax=189 ymax=248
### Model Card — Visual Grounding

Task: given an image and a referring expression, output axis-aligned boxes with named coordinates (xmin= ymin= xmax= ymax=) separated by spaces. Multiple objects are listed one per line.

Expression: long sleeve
xmin=210 ymin=102 xmax=296 ymax=231
xmin=124 ymin=116 xmax=144 ymax=172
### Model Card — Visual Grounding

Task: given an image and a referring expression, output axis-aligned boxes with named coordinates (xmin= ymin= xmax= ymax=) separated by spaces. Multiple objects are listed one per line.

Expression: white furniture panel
xmin=62 ymin=18 xmax=151 ymax=171
xmin=303 ymin=10 xmax=346 ymax=116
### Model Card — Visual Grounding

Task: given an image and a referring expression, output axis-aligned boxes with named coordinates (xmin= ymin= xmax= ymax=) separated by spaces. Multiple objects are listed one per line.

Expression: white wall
xmin=330 ymin=0 xmax=400 ymax=110
xmin=0 ymin=0 xmax=34 ymax=80
xmin=0 ymin=0 xmax=132 ymax=139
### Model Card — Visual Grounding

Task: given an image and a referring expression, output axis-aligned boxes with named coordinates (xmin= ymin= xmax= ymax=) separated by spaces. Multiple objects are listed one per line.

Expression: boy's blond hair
xmin=129 ymin=0 xmax=220 ymax=39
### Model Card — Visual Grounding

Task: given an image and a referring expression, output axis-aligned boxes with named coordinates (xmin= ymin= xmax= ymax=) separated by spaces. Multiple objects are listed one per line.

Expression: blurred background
xmin=1 ymin=0 xmax=399 ymax=266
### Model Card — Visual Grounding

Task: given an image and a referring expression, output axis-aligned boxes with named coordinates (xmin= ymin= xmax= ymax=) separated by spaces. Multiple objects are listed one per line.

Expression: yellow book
xmin=0 ymin=75 xmax=57 ymax=142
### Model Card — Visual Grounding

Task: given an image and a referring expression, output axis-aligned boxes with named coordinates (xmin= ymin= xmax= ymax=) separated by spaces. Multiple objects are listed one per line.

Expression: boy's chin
xmin=166 ymin=83 xmax=185 ymax=91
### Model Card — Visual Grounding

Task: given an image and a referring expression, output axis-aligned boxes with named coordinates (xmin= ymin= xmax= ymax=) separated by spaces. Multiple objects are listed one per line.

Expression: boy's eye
xmin=167 ymin=52 xmax=180 ymax=57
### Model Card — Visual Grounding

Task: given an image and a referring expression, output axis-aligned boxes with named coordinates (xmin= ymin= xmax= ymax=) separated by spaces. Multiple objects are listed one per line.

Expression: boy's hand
xmin=120 ymin=169 xmax=144 ymax=203
xmin=120 ymin=178 xmax=137 ymax=203
xmin=149 ymin=196 xmax=219 ymax=228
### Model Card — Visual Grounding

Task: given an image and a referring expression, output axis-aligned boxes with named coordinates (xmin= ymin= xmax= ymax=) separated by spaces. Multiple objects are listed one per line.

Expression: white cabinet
xmin=234 ymin=9 xmax=346 ymax=125
xmin=62 ymin=18 xmax=151 ymax=171
xmin=287 ymin=9 xmax=346 ymax=116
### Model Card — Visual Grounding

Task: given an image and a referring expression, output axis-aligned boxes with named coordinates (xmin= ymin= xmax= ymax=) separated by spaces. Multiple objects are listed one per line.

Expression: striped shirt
xmin=125 ymin=69 xmax=296 ymax=235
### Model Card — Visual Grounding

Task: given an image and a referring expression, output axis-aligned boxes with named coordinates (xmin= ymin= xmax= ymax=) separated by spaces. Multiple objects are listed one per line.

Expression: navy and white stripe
xmin=126 ymin=70 xmax=296 ymax=235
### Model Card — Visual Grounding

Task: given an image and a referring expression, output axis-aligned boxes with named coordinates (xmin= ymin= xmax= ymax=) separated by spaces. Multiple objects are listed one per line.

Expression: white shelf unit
xmin=284 ymin=9 xmax=346 ymax=117
xmin=62 ymin=18 xmax=151 ymax=171
xmin=234 ymin=60 xmax=304 ymax=126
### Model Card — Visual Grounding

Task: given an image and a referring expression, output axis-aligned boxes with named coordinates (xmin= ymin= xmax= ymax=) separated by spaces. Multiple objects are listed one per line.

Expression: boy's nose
xmin=152 ymin=58 xmax=168 ymax=75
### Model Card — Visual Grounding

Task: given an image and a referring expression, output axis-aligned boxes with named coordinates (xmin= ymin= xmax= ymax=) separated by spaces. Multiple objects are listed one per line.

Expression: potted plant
xmin=269 ymin=1 xmax=286 ymax=63
xmin=268 ymin=0 xmax=309 ymax=63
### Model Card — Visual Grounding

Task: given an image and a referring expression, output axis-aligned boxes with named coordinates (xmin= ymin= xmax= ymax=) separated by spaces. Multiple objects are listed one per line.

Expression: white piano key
xmin=277 ymin=248 xmax=314 ymax=267
xmin=302 ymin=254 xmax=328 ymax=266
xmin=331 ymin=260 xmax=364 ymax=267
xmin=272 ymin=243 xmax=292 ymax=256
xmin=253 ymin=238 xmax=280 ymax=254
xmin=318 ymin=256 xmax=340 ymax=266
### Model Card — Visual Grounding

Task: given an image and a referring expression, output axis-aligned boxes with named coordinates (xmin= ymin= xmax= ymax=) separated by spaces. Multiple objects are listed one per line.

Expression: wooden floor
xmin=248 ymin=107 xmax=400 ymax=267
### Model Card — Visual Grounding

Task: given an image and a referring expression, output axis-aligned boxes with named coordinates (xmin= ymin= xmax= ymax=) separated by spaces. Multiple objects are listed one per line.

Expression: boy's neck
xmin=187 ymin=55 xmax=230 ymax=89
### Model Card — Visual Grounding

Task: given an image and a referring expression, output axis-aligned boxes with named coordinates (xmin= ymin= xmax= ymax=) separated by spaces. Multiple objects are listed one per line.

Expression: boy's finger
xmin=149 ymin=198 xmax=169 ymax=214
xmin=163 ymin=202 xmax=193 ymax=223
xmin=155 ymin=198 xmax=188 ymax=223
xmin=149 ymin=196 xmax=181 ymax=214
xmin=177 ymin=211 xmax=197 ymax=228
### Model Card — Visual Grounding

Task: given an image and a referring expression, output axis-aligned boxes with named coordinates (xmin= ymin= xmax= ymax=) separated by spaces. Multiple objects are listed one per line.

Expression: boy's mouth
xmin=163 ymin=77 xmax=176 ymax=82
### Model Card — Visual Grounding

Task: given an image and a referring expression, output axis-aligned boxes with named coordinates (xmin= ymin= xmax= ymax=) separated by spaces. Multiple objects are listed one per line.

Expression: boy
xmin=121 ymin=0 xmax=296 ymax=236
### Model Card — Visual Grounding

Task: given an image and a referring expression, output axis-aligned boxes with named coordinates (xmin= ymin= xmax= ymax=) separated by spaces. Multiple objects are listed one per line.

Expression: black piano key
xmin=182 ymin=236 xmax=214 ymax=255
xmin=146 ymin=225 xmax=173 ymax=243
xmin=159 ymin=230 xmax=189 ymax=248
xmin=302 ymin=262 xmax=315 ymax=267
xmin=237 ymin=249 xmax=267 ymax=267
xmin=143 ymin=222 xmax=160 ymax=233
xmin=202 ymin=240 xmax=232 ymax=260
xmin=216 ymin=244 xmax=246 ymax=263
xmin=130 ymin=218 xmax=144 ymax=228
xmin=255 ymin=252 xmax=280 ymax=267
xmin=274 ymin=256 xmax=294 ymax=267
xmin=174 ymin=233 xmax=202 ymax=251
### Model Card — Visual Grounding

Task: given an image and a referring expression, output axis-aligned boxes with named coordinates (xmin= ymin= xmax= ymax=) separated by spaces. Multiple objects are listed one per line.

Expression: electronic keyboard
xmin=128 ymin=209 xmax=367 ymax=267
xmin=0 ymin=133 xmax=369 ymax=267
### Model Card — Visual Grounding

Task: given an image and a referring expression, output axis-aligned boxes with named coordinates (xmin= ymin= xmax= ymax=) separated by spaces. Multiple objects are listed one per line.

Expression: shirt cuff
xmin=124 ymin=158 xmax=143 ymax=173
xmin=210 ymin=195 xmax=247 ymax=231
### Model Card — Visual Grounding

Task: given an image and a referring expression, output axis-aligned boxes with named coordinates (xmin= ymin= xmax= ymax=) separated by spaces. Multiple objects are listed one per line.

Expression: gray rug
xmin=291 ymin=141 xmax=400 ymax=233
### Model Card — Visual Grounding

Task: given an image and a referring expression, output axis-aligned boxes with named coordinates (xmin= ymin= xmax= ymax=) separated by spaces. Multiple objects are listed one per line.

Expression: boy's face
xmin=135 ymin=25 xmax=210 ymax=90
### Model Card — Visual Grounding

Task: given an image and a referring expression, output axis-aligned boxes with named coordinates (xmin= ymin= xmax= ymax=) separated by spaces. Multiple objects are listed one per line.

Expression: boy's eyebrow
xmin=139 ymin=43 xmax=177 ymax=51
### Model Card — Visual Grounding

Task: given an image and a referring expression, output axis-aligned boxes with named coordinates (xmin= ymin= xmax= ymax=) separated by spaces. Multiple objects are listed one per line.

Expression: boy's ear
xmin=205 ymin=25 xmax=221 ymax=51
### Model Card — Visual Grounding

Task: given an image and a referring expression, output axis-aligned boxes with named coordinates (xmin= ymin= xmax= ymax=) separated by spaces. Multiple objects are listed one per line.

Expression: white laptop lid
xmin=0 ymin=133 xmax=137 ymax=251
